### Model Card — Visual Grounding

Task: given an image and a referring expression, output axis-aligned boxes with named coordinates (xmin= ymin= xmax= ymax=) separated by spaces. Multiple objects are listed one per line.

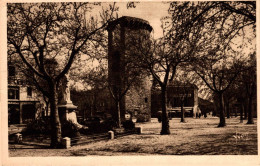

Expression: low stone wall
xmin=63 ymin=127 xmax=143 ymax=148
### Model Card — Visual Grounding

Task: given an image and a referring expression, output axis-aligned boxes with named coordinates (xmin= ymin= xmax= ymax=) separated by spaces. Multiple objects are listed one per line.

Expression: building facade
xmin=151 ymin=81 xmax=199 ymax=118
xmin=8 ymin=63 xmax=45 ymax=124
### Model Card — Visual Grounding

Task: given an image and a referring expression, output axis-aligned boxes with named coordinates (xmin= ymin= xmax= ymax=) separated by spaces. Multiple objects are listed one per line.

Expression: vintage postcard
xmin=1 ymin=1 xmax=259 ymax=166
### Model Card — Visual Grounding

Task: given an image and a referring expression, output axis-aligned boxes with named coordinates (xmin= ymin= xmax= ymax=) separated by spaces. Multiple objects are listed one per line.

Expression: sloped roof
xmin=198 ymin=97 xmax=214 ymax=106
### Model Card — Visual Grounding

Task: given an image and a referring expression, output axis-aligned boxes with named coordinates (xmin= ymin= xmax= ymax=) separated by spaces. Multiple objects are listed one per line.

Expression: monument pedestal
xmin=58 ymin=103 xmax=78 ymax=123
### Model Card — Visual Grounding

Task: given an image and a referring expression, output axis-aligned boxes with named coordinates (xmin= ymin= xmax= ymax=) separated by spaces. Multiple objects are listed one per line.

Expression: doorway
xmin=8 ymin=104 xmax=20 ymax=124
xmin=22 ymin=104 xmax=35 ymax=124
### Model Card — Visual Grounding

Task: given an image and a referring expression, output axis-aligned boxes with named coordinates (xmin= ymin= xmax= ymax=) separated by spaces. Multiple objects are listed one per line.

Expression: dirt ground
xmin=9 ymin=117 xmax=257 ymax=156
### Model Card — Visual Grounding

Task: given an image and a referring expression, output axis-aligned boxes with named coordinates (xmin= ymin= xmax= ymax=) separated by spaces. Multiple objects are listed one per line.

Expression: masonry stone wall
xmin=107 ymin=16 xmax=153 ymax=122
xmin=125 ymin=76 xmax=152 ymax=120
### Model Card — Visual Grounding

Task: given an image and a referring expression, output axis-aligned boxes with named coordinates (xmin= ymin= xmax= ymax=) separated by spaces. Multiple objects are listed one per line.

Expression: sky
xmin=90 ymin=2 xmax=170 ymax=39
xmin=4 ymin=2 xmax=256 ymax=95
xmin=115 ymin=2 xmax=170 ymax=39
xmin=71 ymin=2 xmax=171 ymax=90
xmin=75 ymin=2 xmax=256 ymax=93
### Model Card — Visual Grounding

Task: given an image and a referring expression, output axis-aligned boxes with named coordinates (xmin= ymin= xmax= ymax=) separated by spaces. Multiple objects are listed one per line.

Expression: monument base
xmin=58 ymin=103 xmax=78 ymax=122
xmin=114 ymin=128 xmax=125 ymax=133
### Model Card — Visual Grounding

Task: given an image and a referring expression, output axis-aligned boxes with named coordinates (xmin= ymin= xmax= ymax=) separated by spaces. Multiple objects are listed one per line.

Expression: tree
xmin=172 ymin=70 xmax=200 ymax=122
xmin=171 ymin=1 xmax=256 ymax=127
xmin=133 ymin=2 xmax=215 ymax=134
xmin=194 ymin=54 xmax=245 ymax=127
xmin=108 ymin=65 xmax=145 ymax=128
xmin=223 ymin=83 xmax=238 ymax=119
xmin=240 ymin=52 xmax=256 ymax=124
xmin=134 ymin=35 xmax=200 ymax=134
xmin=77 ymin=27 xmax=150 ymax=128
xmin=210 ymin=1 xmax=256 ymax=121
xmin=218 ymin=1 xmax=256 ymax=23
xmin=79 ymin=53 xmax=148 ymax=128
xmin=222 ymin=52 xmax=256 ymax=123
xmin=7 ymin=2 xmax=116 ymax=148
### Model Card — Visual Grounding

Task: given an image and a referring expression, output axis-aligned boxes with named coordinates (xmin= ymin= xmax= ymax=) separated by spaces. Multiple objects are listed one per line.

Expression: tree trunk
xmin=243 ymin=99 xmax=248 ymax=119
xmin=116 ymin=100 xmax=122 ymax=128
xmin=218 ymin=92 xmax=226 ymax=127
xmin=240 ymin=103 xmax=243 ymax=123
xmin=43 ymin=96 xmax=49 ymax=116
xmin=160 ymin=86 xmax=170 ymax=135
xmin=247 ymin=96 xmax=254 ymax=124
xmin=180 ymin=102 xmax=185 ymax=123
xmin=49 ymin=83 xmax=62 ymax=148
xmin=45 ymin=101 xmax=49 ymax=117
xmin=90 ymin=105 xmax=93 ymax=117
xmin=83 ymin=108 xmax=86 ymax=121
xmin=226 ymin=102 xmax=230 ymax=118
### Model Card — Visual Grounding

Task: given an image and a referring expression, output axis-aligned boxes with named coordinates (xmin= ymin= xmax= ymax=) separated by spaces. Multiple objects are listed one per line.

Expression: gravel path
xmin=9 ymin=117 xmax=257 ymax=156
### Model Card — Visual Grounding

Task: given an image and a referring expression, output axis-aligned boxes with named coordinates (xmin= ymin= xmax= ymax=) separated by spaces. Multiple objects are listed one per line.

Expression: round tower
xmin=107 ymin=16 xmax=153 ymax=123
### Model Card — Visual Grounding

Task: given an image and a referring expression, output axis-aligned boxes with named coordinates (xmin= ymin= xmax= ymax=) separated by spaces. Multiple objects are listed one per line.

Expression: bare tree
xmin=193 ymin=23 xmax=254 ymax=127
xmin=133 ymin=2 xmax=215 ymax=134
xmin=7 ymin=2 xmax=116 ymax=148
xmin=222 ymin=52 xmax=256 ymax=123
xmin=240 ymin=52 xmax=256 ymax=124
xmin=171 ymin=70 xmax=200 ymax=122
xmin=193 ymin=55 xmax=245 ymax=127
xmin=188 ymin=1 xmax=255 ymax=127
xmin=218 ymin=1 xmax=256 ymax=23
xmin=79 ymin=32 xmax=149 ymax=128
xmin=134 ymin=34 xmax=201 ymax=134
xmin=223 ymin=83 xmax=238 ymax=119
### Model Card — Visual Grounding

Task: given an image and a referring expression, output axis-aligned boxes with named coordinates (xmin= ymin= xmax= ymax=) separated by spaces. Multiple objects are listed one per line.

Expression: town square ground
xmin=9 ymin=117 xmax=257 ymax=156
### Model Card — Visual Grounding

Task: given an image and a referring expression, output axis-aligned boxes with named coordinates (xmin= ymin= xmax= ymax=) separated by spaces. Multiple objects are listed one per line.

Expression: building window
xmin=8 ymin=87 xmax=19 ymax=99
xmin=27 ymin=87 xmax=32 ymax=97
xmin=8 ymin=65 xmax=15 ymax=77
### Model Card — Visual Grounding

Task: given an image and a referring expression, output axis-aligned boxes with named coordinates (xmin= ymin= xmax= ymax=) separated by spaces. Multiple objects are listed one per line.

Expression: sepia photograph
xmin=1 ymin=0 xmax=258 ymax=165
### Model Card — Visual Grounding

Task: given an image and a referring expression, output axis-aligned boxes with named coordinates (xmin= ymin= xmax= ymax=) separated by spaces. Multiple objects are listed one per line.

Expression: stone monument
xmin=60 ymin=73 xmax=74 ymax=105
xmin=58 ymin=73 xmax=82 ymax=128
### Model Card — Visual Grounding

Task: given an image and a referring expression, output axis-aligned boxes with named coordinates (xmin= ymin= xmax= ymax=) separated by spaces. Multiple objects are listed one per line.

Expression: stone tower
xmin=107 ymin=16 xmax=153 ymax=122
